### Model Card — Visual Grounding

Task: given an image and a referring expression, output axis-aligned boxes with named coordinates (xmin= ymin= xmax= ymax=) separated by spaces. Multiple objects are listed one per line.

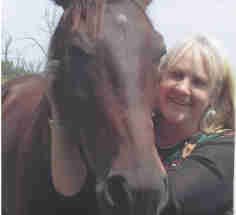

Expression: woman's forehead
xmin=169 ymin=49 xmax=209 ymax=76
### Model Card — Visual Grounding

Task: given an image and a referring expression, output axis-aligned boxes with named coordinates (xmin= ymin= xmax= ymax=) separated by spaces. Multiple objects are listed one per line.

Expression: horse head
xmin=47 ymin=0 xmax=167 ymax=214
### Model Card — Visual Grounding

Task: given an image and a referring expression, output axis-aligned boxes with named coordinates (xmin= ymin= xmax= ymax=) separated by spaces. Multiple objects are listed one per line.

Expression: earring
xmin=203 ymin=107 xmax=217 ymax=126
xmin=206 ymin=108 xmax=216 ymax=119
xmin=200 ymin=106 xmax=217 ymax=133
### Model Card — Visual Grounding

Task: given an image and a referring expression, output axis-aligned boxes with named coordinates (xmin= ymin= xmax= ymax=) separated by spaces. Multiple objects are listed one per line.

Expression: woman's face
xmin=158 ymin=50 xmax=212 ymax=128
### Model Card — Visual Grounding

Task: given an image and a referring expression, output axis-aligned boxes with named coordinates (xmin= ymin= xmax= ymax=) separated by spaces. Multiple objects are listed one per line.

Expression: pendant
xmin=182 ymin=142 xmax=196 ymax=159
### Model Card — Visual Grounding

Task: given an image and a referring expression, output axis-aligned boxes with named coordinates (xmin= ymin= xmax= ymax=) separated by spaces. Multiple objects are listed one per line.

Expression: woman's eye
xmin=169 ymin=70 xmax=184 ymax=81
xmin=192 ymin=77 xmax=208 ymax=88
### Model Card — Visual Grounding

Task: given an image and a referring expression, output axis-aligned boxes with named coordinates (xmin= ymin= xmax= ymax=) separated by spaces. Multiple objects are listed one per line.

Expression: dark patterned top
xmin=157 ymin=130 xmax=233 ymax=169
xmin=156 ymin=130 xmax=234 ymax=215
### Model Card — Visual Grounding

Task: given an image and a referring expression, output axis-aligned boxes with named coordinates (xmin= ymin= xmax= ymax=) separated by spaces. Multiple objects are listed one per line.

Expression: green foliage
xmin=1 ymin=60 xmax=33 ymax=82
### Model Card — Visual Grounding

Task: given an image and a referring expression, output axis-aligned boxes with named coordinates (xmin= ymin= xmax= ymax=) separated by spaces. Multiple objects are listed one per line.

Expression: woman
xmin=154 ymin=34 xmax=235 ymax=214
xmin=49 ymin=34 xmax=235 ymax=215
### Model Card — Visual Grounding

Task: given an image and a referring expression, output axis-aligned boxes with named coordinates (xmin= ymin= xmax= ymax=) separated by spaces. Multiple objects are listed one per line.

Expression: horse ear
xmin=135 ymin=0 xmax=152 ymax=9
xmin=50 ymin=0 xmax=69 ymax=9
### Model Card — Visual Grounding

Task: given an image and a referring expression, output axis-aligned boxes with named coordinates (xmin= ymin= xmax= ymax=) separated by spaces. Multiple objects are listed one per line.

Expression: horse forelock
xmin=51 ymin=0 xmax=153 ymax=9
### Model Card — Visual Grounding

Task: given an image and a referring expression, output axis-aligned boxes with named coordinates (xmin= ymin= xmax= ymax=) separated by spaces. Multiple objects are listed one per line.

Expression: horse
xmin=2 ymin=0 xmax=168 ymax=214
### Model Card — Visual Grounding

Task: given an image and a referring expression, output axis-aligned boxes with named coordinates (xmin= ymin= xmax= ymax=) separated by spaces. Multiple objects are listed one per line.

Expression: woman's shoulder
xmin=197 ymin=129 xmax=234 ymax=144
xmin=166 ymin=130 xmax=234 ymax=215
xmin=186 ymin=130 xmax=234 ymax=173
xmin=179 ymin=130 xmax=234 ymax=160
xmin=157 ymin=130 xmax=234 ymax=169
xmin=192 ymin=129 xmax=234 ymax=145
xmin=187 ymin=129 xmax=234 ymax=155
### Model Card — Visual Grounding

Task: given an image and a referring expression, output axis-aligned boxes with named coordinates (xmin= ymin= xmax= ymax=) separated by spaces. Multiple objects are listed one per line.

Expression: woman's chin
xmin=164 ymin=112 xmax=188 ymax=125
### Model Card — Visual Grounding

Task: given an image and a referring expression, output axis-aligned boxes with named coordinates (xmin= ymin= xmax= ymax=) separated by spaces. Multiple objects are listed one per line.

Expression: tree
xmin=1 ymin=5 xmax=61 ymax=82
xmin=40 ymin=7 xmax=61 ymax=36
xmin=2 ymin=32 xmax=13 ymax=63
xmin=1 ymin=31 xmax=38 ymax=82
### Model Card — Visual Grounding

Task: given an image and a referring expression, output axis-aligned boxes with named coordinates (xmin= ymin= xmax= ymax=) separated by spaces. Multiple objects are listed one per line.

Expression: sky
xmin=147 ymin=0 xmax=236 ymax=68
xmin=2 ymin=0 xmax=236 ymax=70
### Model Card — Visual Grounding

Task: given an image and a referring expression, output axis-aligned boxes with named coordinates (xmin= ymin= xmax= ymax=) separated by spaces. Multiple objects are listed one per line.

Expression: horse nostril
xmin=103 ymin=175 xmax=134 ymax=211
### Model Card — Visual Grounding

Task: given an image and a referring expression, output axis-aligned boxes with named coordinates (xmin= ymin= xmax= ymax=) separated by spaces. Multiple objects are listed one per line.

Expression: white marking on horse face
xmin=116 ymin=13 xmax=128 ymax=25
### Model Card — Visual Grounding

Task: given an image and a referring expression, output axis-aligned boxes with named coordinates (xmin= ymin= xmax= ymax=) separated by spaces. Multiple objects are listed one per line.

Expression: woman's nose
xmin=175 ymin=79 xmax=191 ymax=96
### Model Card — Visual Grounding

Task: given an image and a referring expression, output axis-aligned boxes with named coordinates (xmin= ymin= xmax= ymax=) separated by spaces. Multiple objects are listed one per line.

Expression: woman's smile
xmin=167 ymin=96 xmax=191 ymax=106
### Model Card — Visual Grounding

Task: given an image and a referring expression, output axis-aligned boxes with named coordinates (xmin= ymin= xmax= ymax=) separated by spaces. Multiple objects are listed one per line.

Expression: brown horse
xmin=2 ymin=0 xmax=167 ymax=214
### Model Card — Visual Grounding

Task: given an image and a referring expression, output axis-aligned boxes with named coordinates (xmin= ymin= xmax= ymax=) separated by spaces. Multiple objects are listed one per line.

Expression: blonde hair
xmin=157 ymin=34 xmax=235 ymax=133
